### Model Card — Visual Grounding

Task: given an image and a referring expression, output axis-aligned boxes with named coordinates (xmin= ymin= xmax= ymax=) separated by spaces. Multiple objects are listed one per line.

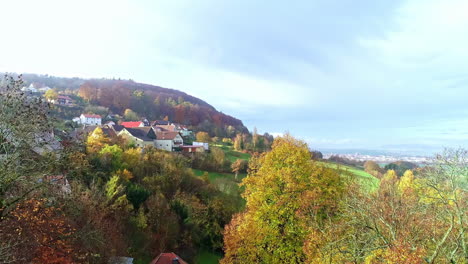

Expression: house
xmin=55 ymin=95 xmax=73 ymax=105
xmin=181 ymin=145 xmax=204 ymax=153
xmin=38 ymin=86 xmax=52 ymax=93
xmin=154 ymin=124 xmax=177 ymax=132
xmin=79 ymin=114 xmax=102 ymax=125
xmin=175 ymin=125 xmax=192 ymax=137
xmin=150 ymin=253 xmax=187 ymax=264
xmin=121 ymin=121 xmax=144 ymax=128
xmin=193 ymin=142 xmax=209 ymax=151
xmin=151 ymin=120 xmax=170 ymax=126
xmin=155 ymin=131 xmax=183 ymax=151
xmin=51 ymin=95 xmax=74 ymax=106
xmin=111 ymin=124 xmax=125 ymax=133
xmin=21 ymin=84 xmax=38 ymax=93
xmin=118 ymin=127 xmax=156 ymax=148
xmin=105 ymin=121 xmax=116 ymax=127
xmin=141 ymin=118 xmax=150 ymax=126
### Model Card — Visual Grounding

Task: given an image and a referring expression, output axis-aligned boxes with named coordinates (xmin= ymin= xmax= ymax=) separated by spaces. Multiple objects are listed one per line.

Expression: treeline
xmin=77 ymin=79 xmax=248 ymax=137
xmin=9 ymin=73 xmax=249 ymax=137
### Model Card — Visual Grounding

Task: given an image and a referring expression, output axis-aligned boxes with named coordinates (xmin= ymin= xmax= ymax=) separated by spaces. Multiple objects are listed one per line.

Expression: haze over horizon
xmin=1 ymin=0 xmax=467 ymax=154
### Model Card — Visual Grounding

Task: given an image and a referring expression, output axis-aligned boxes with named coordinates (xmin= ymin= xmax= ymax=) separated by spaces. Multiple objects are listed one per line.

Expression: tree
xmin=123 ymin=108 xmax=139 ymax=121
xmin=384 ymin=161 xmax=418 ymax=176
xmin=364 ymin=160 xmax=384 ymax=178
xmin=222 ymin=135 xmax=346 ymax=264
xmin=231 ymin=159 xmax=248 ymax=180
xmin=44 ymin=88 xmax=58 ymax=101
xmin=310 ymin=150 xmax=323 ymax=160
xmin=196 ymin=131 xmax=212 ymax=143
xmin=422 ymin=149 xmax=468 ymax=263
xmin=0 ymin=75 xmax=57 ymax=219
xmin=0 ymin=199 xmax=78 ymax=263
xmin=233 ymin=133 xmax=244 ymax=151
xmin=86 ymin=127 xmax=111 ymax=154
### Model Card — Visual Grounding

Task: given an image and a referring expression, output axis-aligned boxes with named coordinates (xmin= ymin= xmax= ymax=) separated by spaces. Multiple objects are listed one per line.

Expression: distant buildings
xmin=74 ymin=118 xmax=204 ymax=153
xmin=49 ymin=95 xmax=74 ymax=106
xmin=20 ymin=83 xmax=53 ymax=93
xmin=77 ymin=114 xmax=102 ymax=125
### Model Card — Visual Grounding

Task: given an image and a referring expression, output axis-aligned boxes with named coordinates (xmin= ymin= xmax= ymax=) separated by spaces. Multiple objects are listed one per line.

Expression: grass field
xmin=194 ymin=250 xmax=222 ymax=264
xmin=216 ymin=144 xmax=251 ymax=162
xmin=192 ymin=169 xmax=246 ymax=182
xmin=319 ymin=162 xmax=380 ymax=192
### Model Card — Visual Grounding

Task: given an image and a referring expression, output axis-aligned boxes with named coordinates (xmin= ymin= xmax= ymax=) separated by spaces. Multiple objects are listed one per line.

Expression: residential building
xmin=121 ymin=121 xmax=144 ymax=128
xmin=151 ymin=120 xmax=170 ymax=126
xmin=51 ymin=95 xmax=74 ymax=106
xmin=79 ymin=114 xmax=102 ymax=125
xmin=118 ymin=127 xmax=156 ymax=148
xmin=155 ymin=131 xmax=183 ymax=151
xmin=21 ymin=84 xmax=38 ymax=93
xmin=181 ymin=145 xmax=204 ymax=153
xmin=38 ymin=86 xmax=51 ymax=93
xmin=193 ymin=141 xmax=210 ymax=151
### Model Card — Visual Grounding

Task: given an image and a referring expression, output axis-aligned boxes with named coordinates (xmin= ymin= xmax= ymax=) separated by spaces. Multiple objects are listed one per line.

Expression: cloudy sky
xmin=1 ymin=0 xmax=467 ymax=154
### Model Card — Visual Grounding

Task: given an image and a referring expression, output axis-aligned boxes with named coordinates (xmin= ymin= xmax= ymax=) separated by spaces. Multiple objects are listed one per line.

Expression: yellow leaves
xmin=114 ymin=169 xmax=134 ymax=181
xmin=398 ymin=170 xmax=415 ymax=194
xmin=364 ymin=241 xmax=425 ymax=264
xmin=223 ymin=135 xmax=348 ymax=264
xmin=86 ymin=127 xmax=111 ymax=154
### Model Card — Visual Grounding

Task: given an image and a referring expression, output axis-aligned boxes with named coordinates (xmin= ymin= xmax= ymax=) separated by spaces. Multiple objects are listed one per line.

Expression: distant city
xmin=320 ymin=148 xmax=434 ymax=165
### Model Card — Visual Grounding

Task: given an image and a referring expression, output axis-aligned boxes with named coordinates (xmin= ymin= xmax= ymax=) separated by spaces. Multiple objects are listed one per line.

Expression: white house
xmin=155 ymin=131 xmax=184 ymax=151
xmin=79 ymin=114 xmax=102 ymax=125
xmin=193 ymin=141 xmax=209 ymax=151
xmin=21 ymin=84 xmax=38 ymax=93
xmin=38 ymin=86 xmax=52 ymax=93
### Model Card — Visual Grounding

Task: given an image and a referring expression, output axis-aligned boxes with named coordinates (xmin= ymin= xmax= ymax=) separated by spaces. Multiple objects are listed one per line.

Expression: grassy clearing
xmin=195 ymin=250 xmax=222 ymax=264
xmin=215 ymin=144 xmax=251 ymax=162
xmin=192 ymin=169 xmax=246 ymax=182
xmin=319 ymin=161 xmax=380 ymax=192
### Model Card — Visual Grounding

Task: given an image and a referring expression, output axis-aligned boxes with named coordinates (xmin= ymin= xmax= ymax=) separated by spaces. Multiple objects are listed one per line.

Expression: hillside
xmin=8 ymin=73 xmax=248 ymax=137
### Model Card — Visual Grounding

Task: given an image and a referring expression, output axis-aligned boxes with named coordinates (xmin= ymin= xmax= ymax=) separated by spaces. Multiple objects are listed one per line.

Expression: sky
xmin=1 ymin=0 xmax=467 ymax=154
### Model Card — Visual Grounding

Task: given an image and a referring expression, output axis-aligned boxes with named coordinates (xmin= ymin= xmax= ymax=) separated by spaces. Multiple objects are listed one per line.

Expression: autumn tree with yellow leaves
xmin=222 ymin=135 xmax=347 ymax=264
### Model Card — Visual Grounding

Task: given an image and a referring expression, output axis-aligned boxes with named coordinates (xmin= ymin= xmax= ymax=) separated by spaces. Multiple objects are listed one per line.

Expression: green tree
xmin=123 ymin=108 xmax=139 ymax=121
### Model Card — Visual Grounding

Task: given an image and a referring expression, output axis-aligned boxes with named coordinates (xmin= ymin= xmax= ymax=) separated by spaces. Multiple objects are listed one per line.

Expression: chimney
xmin=172 ymin=257 xmax=180 ymax=264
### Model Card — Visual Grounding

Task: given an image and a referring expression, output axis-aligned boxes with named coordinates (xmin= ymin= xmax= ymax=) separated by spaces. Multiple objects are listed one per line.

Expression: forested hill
xmin=10 ymin=73 xmax=248 ymax=136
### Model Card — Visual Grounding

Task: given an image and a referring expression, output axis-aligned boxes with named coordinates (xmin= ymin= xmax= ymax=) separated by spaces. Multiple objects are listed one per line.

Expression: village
xmin=72 ymin=114 xmax=209 ymax=153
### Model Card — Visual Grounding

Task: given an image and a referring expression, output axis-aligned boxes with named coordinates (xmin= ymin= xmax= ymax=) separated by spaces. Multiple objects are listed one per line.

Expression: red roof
xmin=150 ymin=253 xmax=187 ymax=264
xmin=121 ymin=121 xmax=143 ymax=128
xmin=156 ymin=131 xmax=180 ymax=140
xmin=82 ymin=114 xmax=101 ymax=118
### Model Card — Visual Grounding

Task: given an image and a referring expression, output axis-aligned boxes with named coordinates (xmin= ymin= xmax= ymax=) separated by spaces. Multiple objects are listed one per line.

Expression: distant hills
xmin=5 ymin=73 xmax=248 ymax=137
